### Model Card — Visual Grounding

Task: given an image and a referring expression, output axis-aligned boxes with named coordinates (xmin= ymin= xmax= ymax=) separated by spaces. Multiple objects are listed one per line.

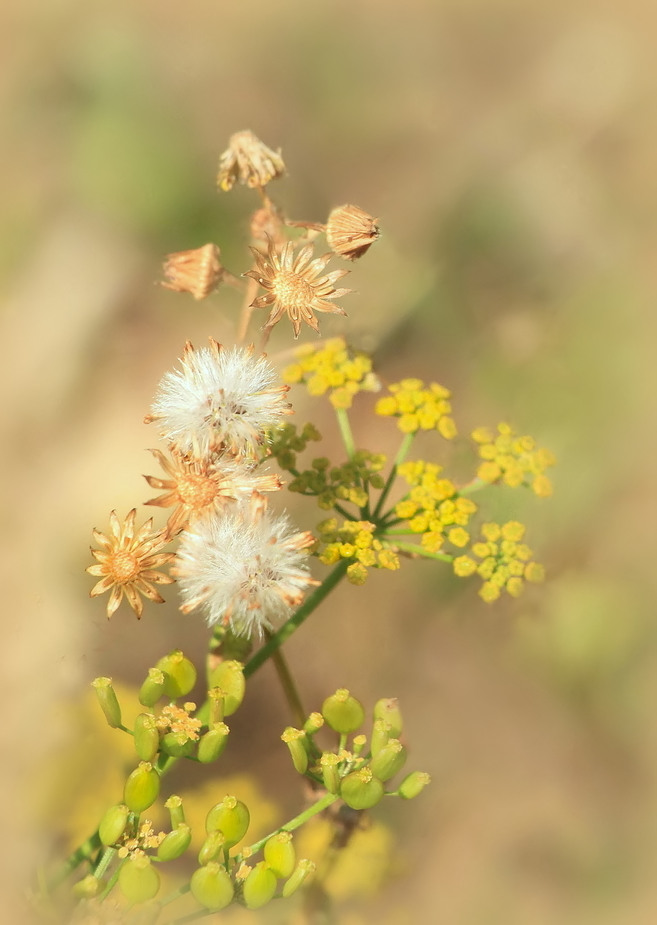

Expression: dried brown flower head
xmin=87 ymin=510 xmax=175 ymax=619
xmin=217 ymin=130 xmax=285 ymax=191
xmin=326 ymin=204 xmax=380 ymax=260
xmin=250 ymin=205 xmax=284 ymax=246
xmin=143 ymin=447 xmax=283 ymax=535
xmin=161 ymin=243 xmax=223 ymax=300
xmin=244 ymin=239 xmax=352 ymax=338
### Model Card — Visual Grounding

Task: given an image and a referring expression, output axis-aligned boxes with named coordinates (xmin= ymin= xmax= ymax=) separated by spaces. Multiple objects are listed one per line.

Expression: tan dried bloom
xmin=250 ymin=205 xmax=284 ymax=246
xmin=87 ymin=510 xmax=175 ymax=619
xmin=161 ymin=243 xmax=223 ymax=300
xmin=244 ymin=239 xmax=352 ymax=338
xmin=217 ymin=130 xmax=285 ymax=191
xmin=326 ymin=204 xmax=380 ymax=260
xmin=143 ymin=447 xmax=283 ymax=535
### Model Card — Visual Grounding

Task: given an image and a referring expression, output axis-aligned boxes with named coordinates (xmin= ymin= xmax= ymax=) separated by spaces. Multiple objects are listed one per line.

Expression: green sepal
xmin=322 ymin=689 xmax=365 ymax=734
xmin=118 ymin=855 xmax=161 ymax=903
xmin=156 ymin=650 xmax=197 ymax=698
xmin=91 ymin=677 xmax=122 ymax=728
xmin=242 ymin=861 xmax=277 ymax=910
xmin=124 ymin=762 xmax=160 ymax=813
xmin=263 ymin=832 xmax=296 ymax=878
xmin=99 ymin=802 xmax=130 ymax=846
xmin=157 ymin=823 xmax=192 ymax=861
xmin=189 ymin=862 xmax=234 ymax=911
xmin=205 ymin=796 xmax=250 ymax=848
xmin=340 ymin=768 xmax=385 ymax=810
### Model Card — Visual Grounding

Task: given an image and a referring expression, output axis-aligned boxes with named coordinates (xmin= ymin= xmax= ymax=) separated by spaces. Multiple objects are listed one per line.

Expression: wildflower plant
xmin=40 ymin=130 xmax=555 ymax=922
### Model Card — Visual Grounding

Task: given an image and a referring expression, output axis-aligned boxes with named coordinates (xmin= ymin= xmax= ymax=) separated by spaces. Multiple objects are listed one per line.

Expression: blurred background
xmin=2 ymin=0 xmax=657 ymax=921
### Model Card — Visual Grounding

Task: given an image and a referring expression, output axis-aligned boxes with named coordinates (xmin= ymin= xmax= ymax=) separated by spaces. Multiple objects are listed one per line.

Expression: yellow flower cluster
xmin=375 ymin=379 xmax=457 ymax=438
xmin=452 ymin=521 xmax=545 ymax=602
xmin=317 ymin=519 xmax=400 ymax=584
xmin=471 ymin=423 xmax=555 ymax=497
xmin=283 ymin=338 xmax=380 ymax=409
xmin=395 ymin=461 xmax=477 ymax=554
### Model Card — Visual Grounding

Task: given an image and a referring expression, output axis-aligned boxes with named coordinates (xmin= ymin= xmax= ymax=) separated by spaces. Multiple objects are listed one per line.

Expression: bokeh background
xmin=3 ymin=0 xmax=657 ymax=921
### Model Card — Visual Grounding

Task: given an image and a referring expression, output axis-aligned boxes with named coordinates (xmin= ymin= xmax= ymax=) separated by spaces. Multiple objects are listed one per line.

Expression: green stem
xmin=372 ymin=433 xmax=414 ymax=520
xmin=458 ymin=477 xmax=488 ymax=496
xmin=235 ymin=791 xmax=339 ymax=862
xmin=244 ymin=561 xmax=350 ymax=679
xmin=267 ymin=635 xmax=306 ymax=727
xmin=335 ymin=408 xmax=355 ymax=460
xmin=393 ymin=541 xmax=453 ymax=563
xmin=46 ymin=831 xmax=101 ymax=891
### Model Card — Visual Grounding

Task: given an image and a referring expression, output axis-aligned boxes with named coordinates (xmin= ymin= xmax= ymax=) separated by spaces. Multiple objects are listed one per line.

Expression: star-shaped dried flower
xmin=217 ymin=130 xmax=285 ymax=191
xmin=244 ymin=239 xmax=351 ymax=338
xmin=161 ymin=243 xmax=223 ymax=300
xmin=143 ymin=447 xmax=283 ymax=536
xmin=87 ymin=510 xmax=175 ymax=619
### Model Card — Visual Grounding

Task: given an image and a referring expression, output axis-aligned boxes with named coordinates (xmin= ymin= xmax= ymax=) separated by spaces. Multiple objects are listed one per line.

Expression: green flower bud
xmin=242 ymin=861 xmax=277 ymax=910
xmin=398 ymin=771 xmax=431 ymax=799
xmin=340 ymin=767 xmax=385 ymax=810
xmin=370 ymin=719 xmax=392 ymax=757
xmin=133 ymin=713 xmax=160 ymax=762
xmin=281 ymin=727 xmax=308 ymax=774
xmin=208 ymin=687 xmax=225 ymax=725
xmin=124 ymin=762 xmax=160 ymax=813
xmin=139 ymin=668 xmax=166 ymax=707
xmin=72 ymin=874 xmax=100 ymax=898
xmin=165 ymin=795 xmax=185 ymax=828
xmin=118 ymin=855 xmax=160 ymax=903
xmin=322 ymin=689 xmax=365 ymax=734
xmin=263 ymin=832 xmax=296 ymax=878
xmin=205 ymin=796 xmax=250 ymax=848
xmin=160 ymin=731 xmax=195 ymax=758
xmin=189 ymin=862 xmax=234 ymax=911
xmin=373 ymin=698 xmax=403 ymax=737
xmin=157 ymin=823 xmax=192 ymax=861
xmin=197 ymin=723 xmax=230 ymax=763
xmin=282 ymin=859 xmax=316 ymax=898
xmin=320 ymin=753 xmax=340 ymax=794
xmin=99 ymin=803 xmax=130 ymax=846
xmin=304 ymin=712 xmax=324 ymax=735
xmin=207 ymin=661 xmax=245 ymax=716
xmin=369 ymin=739 xmax=407 ymax=781
xmin=91 ymin=678 xmax=122 ymax=728
xmin=352 ymin=734 xmax=367 ymax=757
xmin=198 ymin=830 xmax=225 ymax=865
xmin=156 ymin=651 xmax=197 ymax=698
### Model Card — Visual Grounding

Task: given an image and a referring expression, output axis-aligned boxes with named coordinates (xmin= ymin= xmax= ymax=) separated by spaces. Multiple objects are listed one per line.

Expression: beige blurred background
xmin=2 ymin=0 xmax=657 ymax=921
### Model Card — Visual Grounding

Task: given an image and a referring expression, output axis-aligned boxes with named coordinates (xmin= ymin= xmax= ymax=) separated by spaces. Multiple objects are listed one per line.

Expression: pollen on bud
xmin=197 ymin=722 xmax=230 ymax=763
xmin=157 ymin=823 xmax=192 ymax=862
xmin=91 ymin=677 xmax=122 ymax=728
xmin=263 ymin=832 xmax=296 ymax=878
xmin=281 ymin=727 xmax=309 ymax=774
xmin=304 ymin=712 xmax=324 ymax=735
xmin=139 ymin=668 xmax=166 ymax=707
xmin=124 ymin=762 xmax=160 ymax=813
xmin=99 ymin=803 xmax=130 ymax=846
xmin=242 ymin=861 xmax=277 ymax=910
xmin=133 ymin=713 xmax=159 ymax=762
xmin=398 ymin=771 xmax=431 ymax=800
xmin=161 ymin=243 xmax=223 ymax=300
xmin=326 ymin=204 xmax=380 ymax=261
xmin=340 ymin=767 xmax=385 ymax=810
xmin=207 ymin=661 xmax=245 ymax=716
xmin=156 ymin=650 xmax=197 ymax=698
xmin=190 ymin=861 xmax=234 ymax=910
xmin=206 ymin=796 xmax=250 ymax=848
xmin=282 ymin=859 xmax=316 ymax=898
xmin=369 ymin=739 xmax=407 ymax=782
xmin=322 ymin=689 xmax=365 ymax=734
xmin=118 ymin=854 xmax=161 ymax=904
xmin=373 ymin=698 xmax=403 ymax=738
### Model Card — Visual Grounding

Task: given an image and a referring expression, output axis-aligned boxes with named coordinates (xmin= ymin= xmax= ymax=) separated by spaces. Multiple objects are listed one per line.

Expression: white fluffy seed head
xmin=148 ymin=340 xmax=291 ymax=459
xmin=174 ymin=495 xmax=317 ymax=637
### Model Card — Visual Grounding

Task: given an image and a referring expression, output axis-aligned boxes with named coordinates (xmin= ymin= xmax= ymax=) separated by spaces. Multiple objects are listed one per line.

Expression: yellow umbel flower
xmin=283 ymin=337 xmax=380 ymax=409
xmin=317 ymin=518 xmax=399 ymax=583
xmin=453 ymin=520 xmax=545 ymax=601
xmin=376 ymin=379 xmax=457 ymax=438
xmin=471 ymin=423 xmax=556 ymax=497
xmin=394 ymin=460 xmax=477 ymax=554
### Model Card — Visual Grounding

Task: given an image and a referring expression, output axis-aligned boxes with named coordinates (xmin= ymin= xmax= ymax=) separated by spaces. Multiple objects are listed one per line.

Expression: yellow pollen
xmin=109 ymin=551 xmax=140 ymax=583
xmin=177 ymin=473 xmax=219 ymax=509
xmin=272 ymin=270 xmax=314 ymax=311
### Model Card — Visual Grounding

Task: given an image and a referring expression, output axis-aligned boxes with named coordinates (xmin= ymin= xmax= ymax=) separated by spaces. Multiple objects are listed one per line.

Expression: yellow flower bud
xmin=91 ymin=678 xmax=122 ymax=728
xmin=398 ymin=771 xmax=431 ymax=799
xmin=340 ymin=768 xmax=385 ymax=810
xmin=264 ymin=832 xmax=296 ymax=878
xmin=207 ymin=661 xmax=245 ymax=716
xmin=124 ymin=762 xmax=160 ymax=813
xmin=242 ymin=861 xmax=277 ymax=910
xmin=197 ymin=723 xmax=230 ymax=763
xmin=156 ymin=650 xmax=197 ymax=699
xmin=322 ymin=689 xmax=365 ymax=734
xmin=157 ymin=823 xmax=192 ymax=862
xmin=369 ymin=739 xmax=407 ymax=781
xmin=139 ymin=668 xmax=166 ymax=707
xmin=205 ymin=796 xmax=250 ymax=848
xmin=189 ymin=862 xmax=234 ymax=910
xmin=118 ymin=855 xmax=160 ymax=903
xmin=282 ymin=859 xmax=316 ymax=897
xmin=198 ymin=830 xmax=225 ymax=865
xmin=281 ymin=727 xmax=309 ymax=774
xmin=133 ymin=713 xmax=159 ymax=762
xmin=99 ymin=803 xmax=130 ymax=847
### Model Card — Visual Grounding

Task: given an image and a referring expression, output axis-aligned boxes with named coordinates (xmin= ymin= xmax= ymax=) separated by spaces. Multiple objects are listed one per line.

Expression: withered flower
xmin=326 ymin=204 xmax=380 ymax=260
xmin=87 ymin=510 xmax=175 ymax=619
xmin=244 ymin=239 xmax=351 ymax=338
xmin=217 ymin=130 xmax=285 ymax=191
xmin=144 ymin=447 xmax=283 ymax=535
xmin=161 ymin=243 xmax=223 ymax=300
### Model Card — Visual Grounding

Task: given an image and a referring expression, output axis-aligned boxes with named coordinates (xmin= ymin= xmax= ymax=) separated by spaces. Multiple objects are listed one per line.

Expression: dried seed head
xmin=217 ymin=130 xmax=285 ymax=192
xmin=250 ymin=206 xmax=284 ymax=246
xmin=326 ymin=204 xmax=380 ymax=260
xmin=161 ymin=244 xmax=223 ymax=300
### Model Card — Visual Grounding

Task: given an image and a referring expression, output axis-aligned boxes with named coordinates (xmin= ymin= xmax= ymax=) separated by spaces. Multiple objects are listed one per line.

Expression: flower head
xmin=174 ymin=494 xmax=318 ymax=637
xmin=143 ymin=447 xmax=283 ymax=535
xmin=244 ymin=239 xmax=351 ymax=338
xmin=87 ymin=510 xmax=175 ymax=619
xmin=146 ymin=339 xmax=292 ymax=459
xmin=326 ymin=204 xmax=380 ymax=260
xmin=161 ymin=243 xmax=223 ymax=300
xmin=217 ymin=130 xmax=285 ymax=191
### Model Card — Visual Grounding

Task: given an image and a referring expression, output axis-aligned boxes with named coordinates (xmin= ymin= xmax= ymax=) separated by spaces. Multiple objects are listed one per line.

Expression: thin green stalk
xmin=372 ymin=432 xmax=414 ymax=520
xmin=393 ymin=541 xmax=453 ymax=563
xmin=267 ymin=635 xmax=306 ymax=727
xmin=46 ymin=832 xmax=101 ymax=891
xmin=458 ymin=477 xmax=488 ymax=496
xmin=235 ymin=791 xmax=339 ymax=861
xmin=335 ymin=407 xmax=355 ymax=460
